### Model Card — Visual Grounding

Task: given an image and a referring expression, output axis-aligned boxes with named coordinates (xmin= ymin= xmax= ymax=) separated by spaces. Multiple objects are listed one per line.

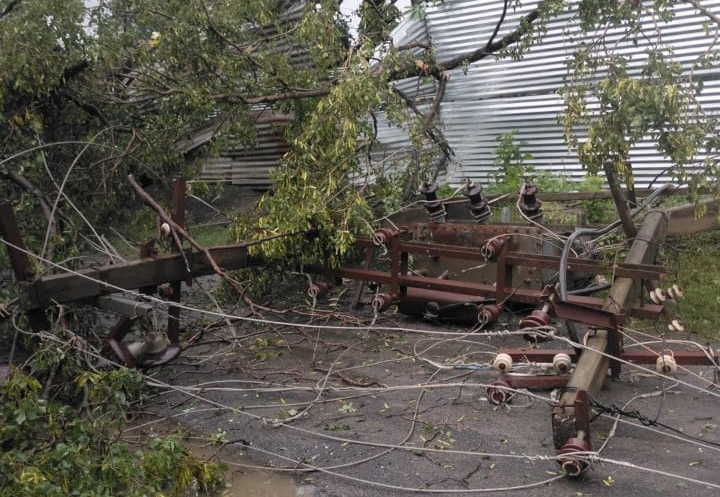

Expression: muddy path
xmin=140 ymin=299 xmax=720 ymax=497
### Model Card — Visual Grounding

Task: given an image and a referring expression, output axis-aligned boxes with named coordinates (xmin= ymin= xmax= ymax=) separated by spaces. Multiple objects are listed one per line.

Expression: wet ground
xmin=138 ymin=298 xmax=720 ymax=497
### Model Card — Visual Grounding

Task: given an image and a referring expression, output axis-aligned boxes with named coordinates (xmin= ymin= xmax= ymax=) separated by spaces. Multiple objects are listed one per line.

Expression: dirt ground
xmin=140 ymin=286 xmax=720 ymax=497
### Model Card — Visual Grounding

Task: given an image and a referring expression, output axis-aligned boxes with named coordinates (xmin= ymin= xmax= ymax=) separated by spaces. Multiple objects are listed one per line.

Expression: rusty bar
xmin=552 ymin=299 xmax=622 ymax=329
xmin=166 ymin=178 xmax=185 ymax=345
xmin=498 ymin=348 xmax=720 ymax=366
xmin=0 ymin=202 xmax=51 ymax=331
xmin=505 ymin=253 xmax=665 ymax=280
xmin=390 ymin=233 xmax=400 ymax=298
xmin=622 ymin=349 xmax=720 ymax=365
xmin=105 ymin=316 xmax=135 ymax=367
xmin=21 ymin=246 xmax=255 ymax=309
xmin=498 ymin=374 xmax=573 ymax=389
xmin=494 ymin=238 xmax=510 ymax=303
xmin=0 ymin=202 xmax=35 ymax=281
xmin=352 ymin=246 xmax=375 ymax=308
xmin=498 ymin=349 xmax=578 ymax=362
xmin=359 ymin=235 xmax=666 ymax=281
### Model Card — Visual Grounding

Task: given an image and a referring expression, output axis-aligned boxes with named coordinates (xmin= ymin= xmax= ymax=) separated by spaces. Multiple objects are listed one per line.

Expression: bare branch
xmin=388 ymin=1 xmax=546 ymax=81
xmin=486 ymin=0 xmax=510 ymax=49
xmin=684 ymin=0 xmax=720 ymax=27
xmin=441 ymin=1 xmax=544 ymax=71
xmin=0 ymin=0 xmax=20 ymax=20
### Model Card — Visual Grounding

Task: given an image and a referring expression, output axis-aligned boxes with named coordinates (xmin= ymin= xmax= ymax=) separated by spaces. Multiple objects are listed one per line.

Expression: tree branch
xmin=0 ymin=0 xmax=20 ymax=20
xmin=387 ymin=1 xmax=546 ymax=81
xmin=486 ymin=0 xmax=510 ymax=49
xmin=684 ymin=0 xmax=720 ymax=27
xmin=1 ymin=169 xmax=59 ymax=259
xmin=441 ymin=1 xmax=544 ymax=71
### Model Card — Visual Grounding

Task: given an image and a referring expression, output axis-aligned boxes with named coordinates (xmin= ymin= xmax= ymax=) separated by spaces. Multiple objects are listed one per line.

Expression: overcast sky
xmin=340 ymin=0 xmax=412 ymax=34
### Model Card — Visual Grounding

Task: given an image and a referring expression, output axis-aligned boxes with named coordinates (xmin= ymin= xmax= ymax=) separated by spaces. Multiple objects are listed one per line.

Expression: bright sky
xmin=340 ymin=0 xmax=412 ymax=35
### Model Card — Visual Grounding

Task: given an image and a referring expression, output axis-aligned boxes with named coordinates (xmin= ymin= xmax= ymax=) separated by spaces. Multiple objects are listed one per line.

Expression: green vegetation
xmin=0 ymin=370 xmax=223 ymax=497
xmin=668 ymin=231 xmax=720 ymax=339
xmin=3 ymin=1 xmax=720 ymax=492
xmin=491 ymin=130 xmax=536 ymax=194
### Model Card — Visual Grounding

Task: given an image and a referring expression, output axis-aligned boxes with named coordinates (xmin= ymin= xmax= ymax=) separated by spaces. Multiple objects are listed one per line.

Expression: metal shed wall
xmin=415 ymin=0 xmax=720 ymax=188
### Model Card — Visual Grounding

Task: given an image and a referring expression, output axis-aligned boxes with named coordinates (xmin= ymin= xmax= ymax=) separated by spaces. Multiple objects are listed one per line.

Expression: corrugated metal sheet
xmin=199 ymin=111 xmax=292 ymax=187
xmin=201 ymin=1 xmax=720 ymax=190
xmin=376 ymin=0 xmax=720 ymax=188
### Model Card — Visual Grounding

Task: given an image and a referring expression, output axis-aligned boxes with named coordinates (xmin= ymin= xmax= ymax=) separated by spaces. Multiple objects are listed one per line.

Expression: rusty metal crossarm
xmin=19 ymin=245 xmax=258 ymax=309
xmin=355 ymin=235 xmax=665 ymax=280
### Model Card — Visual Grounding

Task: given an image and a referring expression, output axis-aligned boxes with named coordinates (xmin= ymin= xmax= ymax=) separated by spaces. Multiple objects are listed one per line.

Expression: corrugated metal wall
xmin=199 ymin=112 xmax=292 ymax=187
xmin=200 ymin=1 xmax=720 ymax=189
xmin=413 ymin=0 xmax=720 ymax=188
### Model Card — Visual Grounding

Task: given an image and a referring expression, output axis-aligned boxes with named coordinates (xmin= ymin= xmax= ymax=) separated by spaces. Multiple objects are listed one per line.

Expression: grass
xmin=188 ymin=222 xmax=232 ymax=246
xmin=666 ymin=230 xmax=720 ymax=340
xmin=105 ymin=221 xmax=231 ymax=259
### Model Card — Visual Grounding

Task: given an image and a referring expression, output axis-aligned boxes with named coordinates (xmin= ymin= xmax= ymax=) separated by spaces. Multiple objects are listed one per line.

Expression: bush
xmin=0 ymin=369 xmax=223 ymax=497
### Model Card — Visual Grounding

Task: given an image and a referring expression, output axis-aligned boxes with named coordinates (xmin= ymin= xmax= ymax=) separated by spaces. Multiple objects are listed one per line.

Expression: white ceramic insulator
xmin=654 ymin=288 xmax=667 ymax=302
xmin=160 ymin=222 xmax=171 ymax=238
xmin=492 ymin=353 xmax=513 ymax=373
xmin=552 ymin=353 xmax=573 ymax=373
xmin=656 ymin=354 xmax=677 ymax=374
xmin=671 ymin=284 xmax=683 ymax=299
xmin=671 ymin=319 xmax=684 ymax=332
xmin=649 ymin=290 xmax=660 ymax=305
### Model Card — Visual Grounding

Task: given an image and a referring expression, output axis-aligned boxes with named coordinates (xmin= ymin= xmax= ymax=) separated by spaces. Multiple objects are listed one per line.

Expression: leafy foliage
xmin=491 ymin=130 xmax=535 ymax=193
xmin=559 ymin=0 xmax=720 ymax=200
xmin=0 ymin=370 xmax=223 ymax=497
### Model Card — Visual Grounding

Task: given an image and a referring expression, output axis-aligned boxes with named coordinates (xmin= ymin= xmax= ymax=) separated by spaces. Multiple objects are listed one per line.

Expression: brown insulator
xmin=486 ymin=380 xmax=514 ymax=405
xmin=463 ymin=180 xmax=491 ymax=224
xmin=557 ymin=437 xmax=591 ymax=476
xmin=480 ymin=237 xmax=506 ymax=261
xmin=420 ymin=181 xmax=447 ymax=223
xmin=519 ymin=181 xmax=543 ymax=221
xmin=520 ymin=308 xmax=552 ymax=343
xmin=371 ymin=293 xmax=395 ymax=313
xmin=477 ymin=304 xmax=502 ymax=328
xmin=372 ymin=228 xmax=397 ymax=247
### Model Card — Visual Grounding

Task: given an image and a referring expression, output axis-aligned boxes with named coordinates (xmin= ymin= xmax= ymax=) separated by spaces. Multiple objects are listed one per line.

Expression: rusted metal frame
xmin=552 ymin=299 xmax=624 ymax=331
xmin=166 ymin=178 xmax=186 ymax=345
xmin=106 ymin=317 xmax=136 ymax=368
xmin=494 ymin=374 xmax=573 ymax=390
xmin=505 ymin=252 xmax=665 ymax=281
xmin=0 ymin=202 xmax=51 ymax=331
xmin=553 ymin=209 xmax=668 ymax=472
xmin=387 ymin=239 xmax=487 ymax=261
xmin=20 ymin=245 xmax=255 ymax=309
xmin=141 ymin=178 xmax=187 ymax=367
xmin=338 ymin=265 xmax=665 ymax=320
xmin=621 ymin=349 xmax=720 ymax=365
xmin=390 ymin=233 xmax=401 ymax=298
xmin=358 ymin=234 xmax=666 ymax=283
xmin=563 ymin=295 xmax=664 ymax=319
xmin=498 ymin=348 xmax=720 ymax=366
xmin=494 ymin=238 xmax=511 ymax=304
xmin=336 ymin=268 xmax=538 ymax=305
xmin=499 ymin=348 xmax=578 ymax=362
xmin=352 ymin=246 xmax=375 ymax=308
